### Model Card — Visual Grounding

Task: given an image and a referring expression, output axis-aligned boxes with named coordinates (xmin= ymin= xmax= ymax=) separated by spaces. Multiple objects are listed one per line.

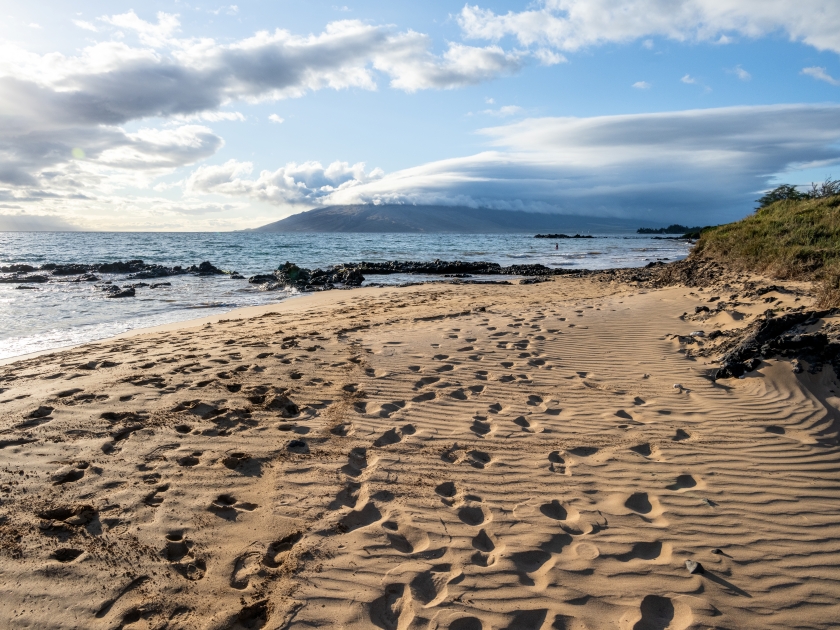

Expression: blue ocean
xmin=0 ymin=232 xmax=690 ymax=361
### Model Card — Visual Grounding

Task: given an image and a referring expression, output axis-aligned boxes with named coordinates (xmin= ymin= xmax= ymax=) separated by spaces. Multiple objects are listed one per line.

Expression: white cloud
xmin=373 ymin=37 xmax=524 ymax=91
xmin=632 ymin=81 xmax=651 ymax=89
xmin=458 ymin=1 xmax=840 ymax=55
xmin=73 ymin=19 xmax=98 ymax=32
xmin=99 ymin=10 xmax=181 ymax=47
xmin=268 ymin=114 xmax=285 ymax=123
xmin=481 ymin=105 xmax=523 ymax=116
xmin=730 ymin=64 xmax=751 ymax=80
xmin=0 ymin=16 xmax=534 ymax=218
xmin=681 ymin=74 xmax=696 ymax=84
xmin=28 ymin=23 xmax=41 ymax=29
xmin=642 ymin=39 xmax=654 ymax=49
xmin=186 ymin=158 xmax=384 ymax=205
xmin=485 ymin=97 xmax=495 ymax=104
xmin=802 ymin=66 xmax=840 ymax=86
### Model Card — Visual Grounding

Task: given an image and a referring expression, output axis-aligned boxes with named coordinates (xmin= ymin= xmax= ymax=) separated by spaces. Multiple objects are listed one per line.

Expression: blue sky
xmin=1 ymin=0 xmax=840 ymax=230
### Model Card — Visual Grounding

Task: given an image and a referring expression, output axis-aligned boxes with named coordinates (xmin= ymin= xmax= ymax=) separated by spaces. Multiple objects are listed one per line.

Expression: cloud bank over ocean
xmin=1 ymin=1 xmax=840 ymax=230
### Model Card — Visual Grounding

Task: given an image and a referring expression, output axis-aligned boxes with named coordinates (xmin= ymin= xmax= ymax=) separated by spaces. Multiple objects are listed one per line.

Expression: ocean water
xmin=0 ymin=232 xmax=690 ymax=360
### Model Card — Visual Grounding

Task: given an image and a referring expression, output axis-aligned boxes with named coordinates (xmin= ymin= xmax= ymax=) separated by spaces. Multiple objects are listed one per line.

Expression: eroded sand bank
xmin=1 ymin=276 xmax=839 ymax=629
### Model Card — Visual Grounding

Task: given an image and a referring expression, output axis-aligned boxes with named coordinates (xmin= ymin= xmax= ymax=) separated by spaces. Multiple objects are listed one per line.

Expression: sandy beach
xmin=1 ymin=273 xmax=839 ymax=630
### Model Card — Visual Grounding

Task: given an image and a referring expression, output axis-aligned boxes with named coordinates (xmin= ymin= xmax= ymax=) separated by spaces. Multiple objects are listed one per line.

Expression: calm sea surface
xmin=0 ymin=232 xmax=690 ymax=360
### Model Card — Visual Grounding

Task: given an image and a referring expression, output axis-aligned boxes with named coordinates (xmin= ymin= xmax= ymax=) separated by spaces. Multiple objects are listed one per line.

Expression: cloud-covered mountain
xmin=251 ymin=204 xmax=651 ymax=234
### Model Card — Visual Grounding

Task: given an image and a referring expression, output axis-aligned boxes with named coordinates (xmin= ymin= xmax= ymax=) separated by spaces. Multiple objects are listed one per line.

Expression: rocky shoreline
xmin=6 ymin=255 xmax=837 ymax=380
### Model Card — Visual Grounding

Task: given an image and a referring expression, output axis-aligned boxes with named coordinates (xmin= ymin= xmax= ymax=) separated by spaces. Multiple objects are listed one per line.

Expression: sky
xmin=2 ymin=0 xmax=840 ymax=231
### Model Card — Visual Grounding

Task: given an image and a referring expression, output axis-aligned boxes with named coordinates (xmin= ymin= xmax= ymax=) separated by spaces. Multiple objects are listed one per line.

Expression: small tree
xmin=755 ymin=184 xmax=804 ymax=210
xmin=806 ymin=176 xmax=840 ymax=200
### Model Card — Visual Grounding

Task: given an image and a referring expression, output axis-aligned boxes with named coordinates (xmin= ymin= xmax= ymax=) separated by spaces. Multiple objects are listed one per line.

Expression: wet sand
xmin=1 ymin=275 xmax=839 ymax=629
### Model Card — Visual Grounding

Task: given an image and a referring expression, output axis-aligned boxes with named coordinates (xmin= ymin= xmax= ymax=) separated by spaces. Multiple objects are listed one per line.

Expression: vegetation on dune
xmin=692 ymin=185 xmax=840 ymax=306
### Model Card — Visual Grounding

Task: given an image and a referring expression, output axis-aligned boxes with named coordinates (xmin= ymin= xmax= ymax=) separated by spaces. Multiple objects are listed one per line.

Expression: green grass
xmin=692 ymin=195 xmax=840 ymax=306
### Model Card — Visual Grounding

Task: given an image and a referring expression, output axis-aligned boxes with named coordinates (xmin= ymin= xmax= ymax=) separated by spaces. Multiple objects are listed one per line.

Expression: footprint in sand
xmin=624 ymin=492 xmax=653 ymax=514
xmin=630 ymin=443 xmax=652 ymax=457
xmin=616 ymin=541 xmax=664 ymax=562
xmin=263 ymin=531 xmax=303 ymax=568
xmin=470 ymin=417 xmax=492 ymax=437
xmin=342 ymin=447 xmax=376 ymax=478
xmin=208 ymin=494 xmax=259 ymax=519
xmin=339 ymin=501 xmax=382 ymax=532
xmin=52 ymin=464 xmax=86 ymax=486
xmin=513 ymin=416 xmax=532 ymax=431
xmin=230 ymin=549 xmax=263 ymax=589
xmin=415 ymin=376 xmax=441 ymax=389
xmin=373 ymin=424 xmax=415 ymax=447
xmin=177 ymin=452 xmax=202 ymax=467
xmin=409 ymin=563 xmax=462 ymax=607
xmin=412 ymin=391 xmax=437 ymax=403
xmin=548 ymin=451 xmax=566 ymax=473
xmin=435 ymin=481 xmax=457 ymax=505
xmin=368 ymin=584 xmax=412 ymax=630
xmin=143 ymin=484 xmax=169 ymax=507
xmin=449 ymin=618 xmax=484 ymax=630
xmin=539 ymin=500 xmax=568 ymax=521
xmin=667 ymin=474 xmax=697 ymax=491
xmin=378 ymin=401 xmax=407 ymax=418
xmin=633 ymin=595 xmax=692 ymax=630
xmin=164 ymin=532 xmax=206 ymax=581
xmin=458 ymin=503 xmax=490 ymax=527
xmin=467 ymin=449 xmax=491 ymax=469
xmin=51 ymin=548 xmax=84 ymax=563
xmin=382 ymin=520 xmax=430 ymax=554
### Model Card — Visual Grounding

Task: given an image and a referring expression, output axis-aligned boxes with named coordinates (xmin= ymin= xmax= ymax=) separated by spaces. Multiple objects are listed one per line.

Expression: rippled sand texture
xmin=1 ymin=278 xmax=839 ymax=630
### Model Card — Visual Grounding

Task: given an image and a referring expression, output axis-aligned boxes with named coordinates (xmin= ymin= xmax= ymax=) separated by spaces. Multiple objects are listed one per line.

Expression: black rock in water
xmin=0 ymin=274 xmax=49 ymax=284
xmin=188 ymin=261 xmax=226 ymax=275
xmin=0 ymin=264 xmax=37 ymax=273
xmin=105 ymin=287 xmax=136 ymax=298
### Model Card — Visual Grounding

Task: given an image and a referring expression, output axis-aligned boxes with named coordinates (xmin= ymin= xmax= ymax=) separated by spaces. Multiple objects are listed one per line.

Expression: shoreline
xmin=1 ymin=271 xmax=838 ymax=629
xmin=0 ymin=285 xmax=391 ymax=367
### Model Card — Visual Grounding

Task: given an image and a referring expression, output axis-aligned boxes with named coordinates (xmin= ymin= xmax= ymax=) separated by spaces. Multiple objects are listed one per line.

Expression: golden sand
xmin=1 ymin=276 xmax=838 ymax=629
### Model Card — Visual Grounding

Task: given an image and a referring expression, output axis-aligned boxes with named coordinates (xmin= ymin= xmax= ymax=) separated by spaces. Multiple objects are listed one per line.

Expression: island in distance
xmin=251 ymin=204 xmax=658 ymax=234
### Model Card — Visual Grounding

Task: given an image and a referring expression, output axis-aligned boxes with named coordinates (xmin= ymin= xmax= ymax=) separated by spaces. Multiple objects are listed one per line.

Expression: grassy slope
xmin=692 ymin=195 xmax=840 ymax=306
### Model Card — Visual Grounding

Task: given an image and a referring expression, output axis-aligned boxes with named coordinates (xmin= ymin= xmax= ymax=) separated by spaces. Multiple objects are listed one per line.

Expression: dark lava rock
xmin=150 ymin=282 xmax=171 ymax=288
xmin=0 ymin=274 xmax=49 ymax=283
xmin=230 ymin=273 xmax=245 ymax=279
xmin=106 ymin=287 xmax=136 ymax=298
xmin=248 ymin=274 xmax=277 ymax=285
xmin=187 ymin=261 xmax=225 ymax=275
xmin=695 ymin=306 xmax=710 ymax=314
xmin=15 ymin=285 xmax=39 ymax=289
xmin=0 ymin=264 xmax=36 ymax=273
xmin=714 ymin=309 xmax=840 ymax=379
xmin=127 ymin=264 xmax=186 ymax=280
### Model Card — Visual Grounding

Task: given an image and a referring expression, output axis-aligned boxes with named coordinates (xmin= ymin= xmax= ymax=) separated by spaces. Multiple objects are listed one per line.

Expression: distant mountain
xmin=0 ymin=214 xmax=79 ymax=232
xmin=251 ymin=205 xmax=657 ymax=234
